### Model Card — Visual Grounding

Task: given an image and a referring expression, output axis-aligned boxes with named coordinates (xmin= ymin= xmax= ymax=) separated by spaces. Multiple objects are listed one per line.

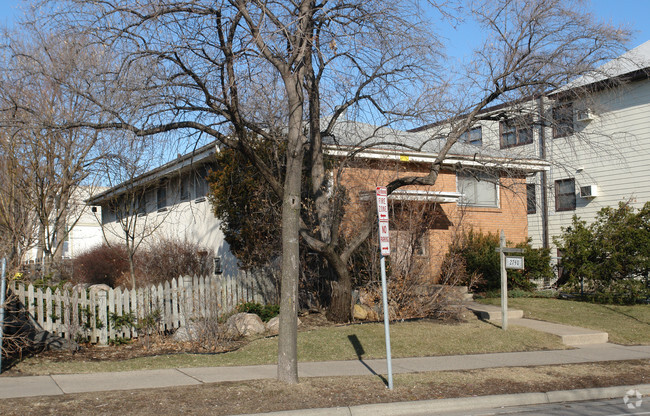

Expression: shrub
xmin=443 ymin=230 xmax=553 ymax=293
xmin=72 ymin=244 xmax=130 ymax=287
xmin=554 ymin=202 xmax=650 ymax=304
xmin=134 ymin=238 xmax=214 ymax=286
xmin=236 ymin=301 xmax=279 ymax=322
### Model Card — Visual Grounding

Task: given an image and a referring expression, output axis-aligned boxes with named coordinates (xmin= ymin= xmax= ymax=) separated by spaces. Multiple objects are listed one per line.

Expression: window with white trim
xmin=555 ymin=178 xmax=576 ymax=211
xmin=457 ymin=171 xmax=499 ymax=208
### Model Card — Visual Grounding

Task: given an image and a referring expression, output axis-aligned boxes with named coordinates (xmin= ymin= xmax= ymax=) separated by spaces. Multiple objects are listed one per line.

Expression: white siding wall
xmin=100 ymin=169 xmax=241 ymax=278
xmin=527 ymin=77 xmax=650 ymax=251
xmin=24 ymin=188 xmax=105 ymax=262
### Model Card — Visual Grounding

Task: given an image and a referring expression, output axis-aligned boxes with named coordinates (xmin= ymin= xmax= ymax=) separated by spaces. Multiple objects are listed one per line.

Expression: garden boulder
xmin=265 ymin=316 xmax=301 ymax=335
xmin=226 ymin=312 xmax=265 ymax=337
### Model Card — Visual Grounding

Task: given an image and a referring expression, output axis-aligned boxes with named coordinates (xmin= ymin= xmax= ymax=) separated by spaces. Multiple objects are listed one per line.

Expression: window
xmin=156 ymin=182 xmax=168 ymax=211
xmin=213 ymin=257 xmax=223 ymax=275
xmin=459 ymin=127 xmax=482 ymax=146
xmin=135 ymin=191 xmax=147 ymax=216
xmin=500 ymin=116 xmax=533 ymax=148
xmin=413 ymin=234 xmax=427 ymax=256
xmin=555 ymin=178 xmax=576 ymax=211
xmin=180 ymin=175 xmax=190 ymax=201
xmin=553 ymin=102 xmax=574 ymax=138
xmin=526 ymin=183 xmax=536 ymax=214
xmin=193 ymin=167 xmax=208 ymax=200
xmin=457 ymin=171 xmax=499 ymax=208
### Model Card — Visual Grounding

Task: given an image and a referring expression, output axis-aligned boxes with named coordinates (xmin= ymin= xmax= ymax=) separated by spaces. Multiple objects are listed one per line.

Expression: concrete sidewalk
xmin=1 ymin=343 xmax=649 ymax=399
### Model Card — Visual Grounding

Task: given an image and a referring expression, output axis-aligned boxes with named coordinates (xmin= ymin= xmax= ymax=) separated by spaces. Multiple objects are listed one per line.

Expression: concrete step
xmin=462 ymin=292 xmax=474 ymax=301
xmin=465 ymin=301 xmax=524 ymax=321
xmin=511 ymin=318 xmax=609 ymax=346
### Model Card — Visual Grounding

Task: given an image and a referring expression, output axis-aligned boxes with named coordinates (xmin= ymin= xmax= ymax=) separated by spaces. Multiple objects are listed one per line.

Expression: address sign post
xmin=375 ymin=186 xmax=393 ymax=390
xmin=494 ymin=230 xmax=524 ymax=331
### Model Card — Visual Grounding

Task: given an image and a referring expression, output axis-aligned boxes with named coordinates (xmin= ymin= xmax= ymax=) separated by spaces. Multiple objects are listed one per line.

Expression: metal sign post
xmin=494 ymin=231 xmax=524 ymax=331
xmin=0 ymin=258 xmax=7 ymax=374
xmin=375 ymin=186 xmax=393 ymax=390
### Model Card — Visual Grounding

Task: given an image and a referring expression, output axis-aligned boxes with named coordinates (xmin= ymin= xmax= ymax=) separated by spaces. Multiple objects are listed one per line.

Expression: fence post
xmin=171 ymin=278 xmax=179 ymax=329
xmin=179 ymin=275 xmax=193 ymax=327
xmin=98 ymin=290 xmax=108 ymax=345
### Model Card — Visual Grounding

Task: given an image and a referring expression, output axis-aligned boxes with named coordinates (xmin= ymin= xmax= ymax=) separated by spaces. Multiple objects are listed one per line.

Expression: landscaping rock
xmin=32 ymin=330 xmax=80 ymax=352
xmin=172 ymin=323 xmax=199 ymax=342
xmin=363 ymin=305 xmax=379 ymax=321
xmin=226 ymin=313 xmax=265 ymax=337
xmin=358 ymin=288 xmax=375 ymax=307
xmin=265 ymin=316 xmax=301 ymax=335
xmin=353 ymin=304 xmax=368 ymax=320
xmin=88 ymin=284 xmax=111 ymax=294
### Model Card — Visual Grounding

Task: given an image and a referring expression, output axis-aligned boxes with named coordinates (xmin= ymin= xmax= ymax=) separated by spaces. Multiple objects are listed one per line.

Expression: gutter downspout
xmin=538 ymin=97 xmax=550 ymax=249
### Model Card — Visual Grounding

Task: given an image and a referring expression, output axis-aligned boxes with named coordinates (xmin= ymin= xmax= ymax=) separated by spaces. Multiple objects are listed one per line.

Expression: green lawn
xmin=478 ymin=297 xmax=650 ymax=345
xmin=9 ymin=319 xmax=566 ymax=375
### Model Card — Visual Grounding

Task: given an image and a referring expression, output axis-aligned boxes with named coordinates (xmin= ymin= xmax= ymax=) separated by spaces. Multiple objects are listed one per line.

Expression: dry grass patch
xmin=479 ymin=297 xmax=650 ymax=344
xmin=0 ymin=360 xmax=648 ymax=416
xmin=5 ymin=315 xmax=566 ymax=376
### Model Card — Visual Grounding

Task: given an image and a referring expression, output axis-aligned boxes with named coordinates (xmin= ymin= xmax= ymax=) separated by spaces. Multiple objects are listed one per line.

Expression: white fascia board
xmin=325 ymin=147 xmax=550 ymax=172
xmin=389 ymin=190 xmax=463 ymax=203
xmin=89 ymin=144 xmax=218 ymax=204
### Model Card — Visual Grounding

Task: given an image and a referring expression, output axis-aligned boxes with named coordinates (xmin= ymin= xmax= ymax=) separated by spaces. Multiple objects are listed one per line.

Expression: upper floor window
xmin=459 ymin=127 xmax=482 ymax=146
xmin=500 ymin=116 xmax=533 ymax=148
xmin=457 ymin=171 xmax=499 ymax=208
xmin=553 ymin=102 xmax=574 ymax=138
xmin=555 ymin=178 xmax=576 ymax=211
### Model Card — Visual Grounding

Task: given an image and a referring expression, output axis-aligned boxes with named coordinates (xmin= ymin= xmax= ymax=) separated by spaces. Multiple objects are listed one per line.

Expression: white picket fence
xmin=9 ymin=271 xmax=278 ymax=345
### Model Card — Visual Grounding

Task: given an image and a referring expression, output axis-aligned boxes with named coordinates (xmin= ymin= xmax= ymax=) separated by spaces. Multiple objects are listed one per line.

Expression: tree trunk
xmin=128 ymin=251 xmax=136 ymax=290
xmin=277 ymin=78 xmax=304 ymax=385
xmin=324 ymin=253 xmax=352 ymax=322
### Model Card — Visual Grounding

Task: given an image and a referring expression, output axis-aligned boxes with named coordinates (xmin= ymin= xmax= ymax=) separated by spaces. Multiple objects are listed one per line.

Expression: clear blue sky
xmin=434 ymin=0 xmax=650 ymax=61
xmin=1 ymin=1 xmax=647 ymax=52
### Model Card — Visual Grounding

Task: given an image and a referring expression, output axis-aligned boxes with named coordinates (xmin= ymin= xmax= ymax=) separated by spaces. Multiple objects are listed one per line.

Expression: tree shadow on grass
xmin=601 ymin=304 xmax=650 ymax=326
xmin=347 ymin=334 xmax=389 ymax=387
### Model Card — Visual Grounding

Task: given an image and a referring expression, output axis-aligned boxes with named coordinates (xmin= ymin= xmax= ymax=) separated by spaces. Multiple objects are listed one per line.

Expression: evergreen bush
xmin=554 ymin=202 xmax=650 ymax=304
xmin=443 ymin=230 xmax=553 ymax=293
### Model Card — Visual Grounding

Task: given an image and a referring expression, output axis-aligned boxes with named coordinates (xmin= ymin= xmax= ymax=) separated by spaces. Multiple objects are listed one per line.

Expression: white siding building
xmin=527 ymin=40 xmax=650 ymax=255
xmin=24 ymin=186 xmax=105 ymax=263
xmin=88 ymin=143 xmax=242 ymax=278
xmin=410 ymin=40 xmax=650 ymax=284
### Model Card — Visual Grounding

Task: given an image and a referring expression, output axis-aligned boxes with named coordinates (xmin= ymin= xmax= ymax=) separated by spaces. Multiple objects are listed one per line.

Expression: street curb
xmin=237 ymin=384 xmax=650 ymax=416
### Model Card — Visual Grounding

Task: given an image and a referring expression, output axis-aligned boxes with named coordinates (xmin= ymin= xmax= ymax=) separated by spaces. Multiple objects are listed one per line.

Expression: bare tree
xmin=92 ymin=149 xmax=157 ymax=290
xmin=0 ymin=135 xmax=37 ymax=272
xmin=26 ymin=0 xmax=627 ymax=384
xmin=90 ymin=137 xmax=193 ymax=289
xmin=0 ymin=27 xmax=115 ymax=280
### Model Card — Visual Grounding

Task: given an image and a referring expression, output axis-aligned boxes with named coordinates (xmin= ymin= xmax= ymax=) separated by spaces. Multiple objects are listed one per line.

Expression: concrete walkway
xmin=466 ymin=301 xmax=610 ymax=345
xmin=1 ymin=343 xmax=649 ymax=400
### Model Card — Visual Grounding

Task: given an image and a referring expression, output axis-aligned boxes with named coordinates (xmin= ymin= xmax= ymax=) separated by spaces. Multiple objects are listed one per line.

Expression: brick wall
xmin=340 ymin=159 xmax=528 ymax=282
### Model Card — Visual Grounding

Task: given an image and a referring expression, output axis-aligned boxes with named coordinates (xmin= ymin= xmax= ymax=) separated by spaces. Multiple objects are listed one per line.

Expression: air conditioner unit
xmin=580 ymin=184 xmax=598 ymax=198
xmin=576 ymin=109 xmax=596 ymax=122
